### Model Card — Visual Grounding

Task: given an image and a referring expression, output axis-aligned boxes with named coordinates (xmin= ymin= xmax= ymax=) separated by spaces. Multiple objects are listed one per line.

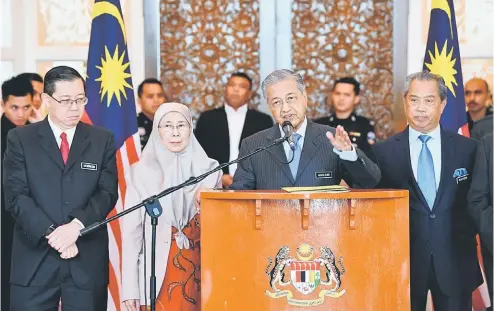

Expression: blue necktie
xmin=417 ymin=135 xmax=436 ymax=209
xmin=289 ymin=133 xmax=302 ymax=179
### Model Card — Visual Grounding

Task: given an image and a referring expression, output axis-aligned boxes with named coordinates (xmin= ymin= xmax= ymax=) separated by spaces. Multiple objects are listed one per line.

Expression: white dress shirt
xmin=48 ymin=115 xmax=84 ymax=228
xmin=48 ymin=115 xmax=77 ymax=148
xmin=409 ymin=125 xmax=442 ymax=190
xmin=225 ymin=104 xmax=248 ymax=176
xmin=278 ymin=118 xmax=358 ymax=161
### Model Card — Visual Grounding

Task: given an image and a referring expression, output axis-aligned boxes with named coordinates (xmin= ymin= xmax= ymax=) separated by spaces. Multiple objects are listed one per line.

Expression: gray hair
xmin=404 ymin=70 xmax=448 ymax=101
xmin=261 ymin=69 xmax=306 ymax=99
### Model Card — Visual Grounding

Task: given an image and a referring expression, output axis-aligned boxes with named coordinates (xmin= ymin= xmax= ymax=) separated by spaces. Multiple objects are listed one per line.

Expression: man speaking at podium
xmin=229 ymin=69 xmax=381 ymax=190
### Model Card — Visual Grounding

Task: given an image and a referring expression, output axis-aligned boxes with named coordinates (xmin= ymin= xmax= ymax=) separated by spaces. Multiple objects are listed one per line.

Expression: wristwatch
xmin=44 ymin=224 xmax=56 ymax=237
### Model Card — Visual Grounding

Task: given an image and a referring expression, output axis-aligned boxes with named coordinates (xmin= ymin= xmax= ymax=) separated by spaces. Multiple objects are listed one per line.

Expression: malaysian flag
xmin=84 ymin=0 xmax=140 ymax=310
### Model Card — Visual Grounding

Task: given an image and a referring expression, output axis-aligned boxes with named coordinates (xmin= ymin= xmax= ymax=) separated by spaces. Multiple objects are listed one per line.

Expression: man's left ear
xmin=355 ymin=95 xmax=361 ymax=105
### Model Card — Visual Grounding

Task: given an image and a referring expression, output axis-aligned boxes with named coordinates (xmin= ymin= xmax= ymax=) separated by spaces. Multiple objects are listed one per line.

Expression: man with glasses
xmin=2 ymin=65 xmax=118 ymax=310
xmin=229 ymin=69 xmax=380 ymax=190
xmin=371 ymin=71 xmax=482 ymax=310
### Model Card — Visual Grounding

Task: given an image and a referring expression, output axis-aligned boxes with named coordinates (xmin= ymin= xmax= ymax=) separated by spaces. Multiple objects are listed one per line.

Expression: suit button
xmin=429 ymin=213 xmax=435 ymax=219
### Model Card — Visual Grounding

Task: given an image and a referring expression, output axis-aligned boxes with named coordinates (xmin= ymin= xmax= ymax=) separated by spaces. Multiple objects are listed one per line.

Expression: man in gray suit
xmin=230 ymin=69 xmax=381 ymax=190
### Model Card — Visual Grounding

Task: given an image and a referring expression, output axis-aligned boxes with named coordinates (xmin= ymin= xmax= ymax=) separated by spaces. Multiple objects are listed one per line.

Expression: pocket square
xmin=453 ymin=168 xmax=468 ymax=178
xmin=453 ymin=168 xmax=468 ymax=183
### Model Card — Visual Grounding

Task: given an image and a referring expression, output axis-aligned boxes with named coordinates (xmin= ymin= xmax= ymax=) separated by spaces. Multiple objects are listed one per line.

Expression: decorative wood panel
xmin=292 ymin=0 xmax=394 ymax=139
xmin=160 ymin=0 xmax=261 ymax=121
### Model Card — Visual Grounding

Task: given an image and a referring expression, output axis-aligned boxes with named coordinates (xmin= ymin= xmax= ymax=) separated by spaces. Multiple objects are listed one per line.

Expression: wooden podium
xmin=200 ymin=190 xmax=410 ymax=311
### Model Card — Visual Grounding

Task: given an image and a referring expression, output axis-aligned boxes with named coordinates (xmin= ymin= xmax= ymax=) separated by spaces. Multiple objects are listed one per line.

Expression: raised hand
xmin=326 ymin=125 xmax=353 ymax=151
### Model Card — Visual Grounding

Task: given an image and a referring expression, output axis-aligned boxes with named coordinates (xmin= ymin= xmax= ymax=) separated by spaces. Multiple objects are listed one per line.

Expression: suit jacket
xmin=2 ymin=118 xmax=118 ymax=289
xmin=471 ymin=114 xmax=493 ymax=141
xmin=1 ymin=115 xmax=28 ymax=310
xmin=371 ymin=127 xmax=482 ymax=297
xmin=229 ymin=121 xmax=381 ymax=190
xmin=195 ymin=106 xmax=273 ymax=174
xmin=468 ymin=133 xmax=493 ymax=256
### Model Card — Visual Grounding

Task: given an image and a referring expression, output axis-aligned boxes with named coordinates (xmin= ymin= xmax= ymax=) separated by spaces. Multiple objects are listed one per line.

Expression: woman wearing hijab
xmin=121 ymin=103 xmax=222 ymax=311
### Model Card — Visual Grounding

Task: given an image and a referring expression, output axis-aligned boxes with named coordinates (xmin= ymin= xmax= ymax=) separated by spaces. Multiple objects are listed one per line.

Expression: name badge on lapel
xmin=453 ymin=168 xmax=468 ymax=184
xmin=315 ymin=171 xmax=333 ymax=179
xmin=81 ymin=162 xmax=98 ymax=171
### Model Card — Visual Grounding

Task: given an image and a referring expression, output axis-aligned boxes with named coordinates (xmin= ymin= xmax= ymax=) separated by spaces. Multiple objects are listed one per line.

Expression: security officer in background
xmin=314 ymin=77 xmax=376 ymax=153
xmin=136 ymin=78 xmax=168 ymax=150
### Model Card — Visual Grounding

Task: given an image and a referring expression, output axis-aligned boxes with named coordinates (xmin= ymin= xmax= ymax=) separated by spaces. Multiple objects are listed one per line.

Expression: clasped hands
xmin=46 ymin=220 xmax=83 ymax=259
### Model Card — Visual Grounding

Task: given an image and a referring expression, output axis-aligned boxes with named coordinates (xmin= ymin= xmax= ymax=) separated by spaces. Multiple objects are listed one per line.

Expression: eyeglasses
xmin=270 ymin=95 xmax=298 ymax=109
xmin=158 ymin=123 xmax=190 ymax=133
xmin=48 ymin=94 xmax=88 ymax=107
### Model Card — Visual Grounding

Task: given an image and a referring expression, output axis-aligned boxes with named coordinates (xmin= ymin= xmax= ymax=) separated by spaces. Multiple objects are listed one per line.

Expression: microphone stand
xmin=79 ymin=134 xmax=289 ymax=311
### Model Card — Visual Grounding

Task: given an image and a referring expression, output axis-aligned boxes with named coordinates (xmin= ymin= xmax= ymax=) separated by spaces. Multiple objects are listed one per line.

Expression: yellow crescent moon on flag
xmin=92 ymin=1 xmax=127 ymax=43
xmin=431 ymin=0 xmax=453 ymax=38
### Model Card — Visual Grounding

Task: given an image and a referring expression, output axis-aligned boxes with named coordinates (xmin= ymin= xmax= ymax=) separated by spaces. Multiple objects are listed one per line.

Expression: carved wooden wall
xmin=159 ymin=0 xmax=261 ymax=121
xmin=292 ymin=0 xmax=394 ymax=139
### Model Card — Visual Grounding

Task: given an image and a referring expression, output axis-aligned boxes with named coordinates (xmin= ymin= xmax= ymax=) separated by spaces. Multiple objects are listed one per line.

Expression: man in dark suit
xmin=468 ymin=133 xmax=493 ymax=310
xmin=371 ymin=70 xmax=482 ymax=311
xmin=195 ymin=72 xmax=273 ymax=188
xmin=1 ymin=75 xmax=34 ymax=311
xmin=229 ymin=69 xmax=380 ymax=190
xmin=2 ymin=66 xmax=118 ymax=311
xmin=471 ymin=114 xmax=493 ymax=141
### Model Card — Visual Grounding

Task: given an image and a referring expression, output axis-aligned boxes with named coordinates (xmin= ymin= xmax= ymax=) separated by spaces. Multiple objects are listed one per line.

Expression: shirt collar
xmin=279 ymin=117 xmax=308 ymax=138
xmin=224 ymin=103 xmax=248 ymax=115
xmin=48 ymin=115 xmax=77 ymax=138
xmin=409 ymin=124 xmax=441 ymax=142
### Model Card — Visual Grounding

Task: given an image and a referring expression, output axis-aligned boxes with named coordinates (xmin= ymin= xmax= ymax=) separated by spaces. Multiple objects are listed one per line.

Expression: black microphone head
xmin=282 ymin=121 xmax=293 ymax=131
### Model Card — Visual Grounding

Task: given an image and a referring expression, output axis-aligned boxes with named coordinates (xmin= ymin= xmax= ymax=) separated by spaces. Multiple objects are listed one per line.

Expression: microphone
xmin=282 ymin=121 xmax=296 ymax=150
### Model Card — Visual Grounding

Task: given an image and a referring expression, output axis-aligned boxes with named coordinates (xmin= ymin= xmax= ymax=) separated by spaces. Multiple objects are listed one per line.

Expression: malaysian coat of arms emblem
xmin=265 ymin=243 xmax=346 ymax=307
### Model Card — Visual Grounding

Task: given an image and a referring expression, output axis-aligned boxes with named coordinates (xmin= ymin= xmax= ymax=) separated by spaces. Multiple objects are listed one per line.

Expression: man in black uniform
xmin=136 ymin=78 xmax=168 ymax=150
xmin=314 ymin=77 xmax=376 ymax=153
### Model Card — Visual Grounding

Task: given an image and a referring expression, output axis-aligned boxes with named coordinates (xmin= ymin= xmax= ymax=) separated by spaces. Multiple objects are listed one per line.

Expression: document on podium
xmin=281 ymin=185 xmax=349 ymax=193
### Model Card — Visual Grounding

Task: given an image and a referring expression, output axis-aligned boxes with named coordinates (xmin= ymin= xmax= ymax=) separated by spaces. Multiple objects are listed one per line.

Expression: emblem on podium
xmin=265 ymin=243 xmax=346 ymax=306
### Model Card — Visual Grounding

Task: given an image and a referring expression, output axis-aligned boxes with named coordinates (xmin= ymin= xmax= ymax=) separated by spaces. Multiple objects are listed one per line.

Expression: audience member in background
xmin=195 ymin=72 xmax=273 ymax=188
xmin=468 ymin=133 xmax=493 ymax=311
xmin=314 ymin=77 xmax=376 ymax=153
xmin=137 ymin=78 xmax=168 ymax=150
xmin=17 ymin=72 xmax=46 ymax=123
xmin=1 ymin=75 xmax=34 ymax=311
xmin=371 ymin=71 xmax=482 ymax=311
xmin=465 ymin=77 xmax=492 ymax=133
